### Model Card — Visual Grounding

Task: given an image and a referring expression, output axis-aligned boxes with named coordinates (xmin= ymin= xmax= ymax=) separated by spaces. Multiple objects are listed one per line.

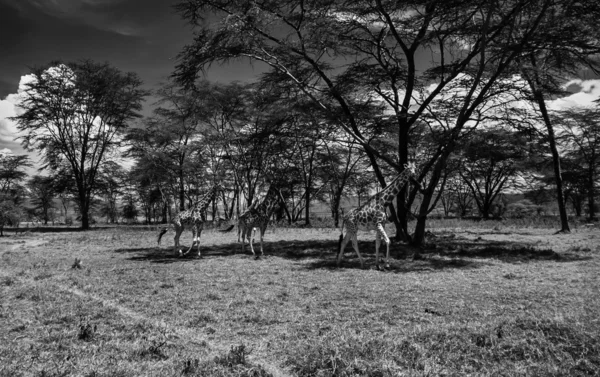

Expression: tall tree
xmin=12 ymin=61 xmax=146 ymax=229
xmin=556 ymin=108 xmax=600 ymax=220
xmin=173 ymin=0 xmax=588 ymax=247
xmin=515 ymin=0 xmax=600 ymax=231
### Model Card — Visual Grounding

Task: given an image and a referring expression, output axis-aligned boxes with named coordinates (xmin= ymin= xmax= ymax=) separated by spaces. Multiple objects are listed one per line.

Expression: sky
xmin=0 ymin=0 xmax=264 ymax=163
xmin=1 ymin=0 xmax=600 ymax=172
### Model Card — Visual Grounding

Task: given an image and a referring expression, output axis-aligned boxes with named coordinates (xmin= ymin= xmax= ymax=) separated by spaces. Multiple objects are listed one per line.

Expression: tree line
xmin=2 ymin=0 xmax=600 ymax=248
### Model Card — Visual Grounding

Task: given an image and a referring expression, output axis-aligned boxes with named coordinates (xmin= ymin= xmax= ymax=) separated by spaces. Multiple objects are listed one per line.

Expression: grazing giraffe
xmin=222 ymin=185 xmax=283 ymax=259
xmin=338 ymin=163 xmax=417 ymax=269
xmin=157 ymin=183 xmax=223 ymax=257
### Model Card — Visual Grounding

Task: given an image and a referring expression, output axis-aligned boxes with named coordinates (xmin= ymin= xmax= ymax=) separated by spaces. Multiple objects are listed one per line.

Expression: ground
xmin=1 ymin=222 xmax=599 ymax=376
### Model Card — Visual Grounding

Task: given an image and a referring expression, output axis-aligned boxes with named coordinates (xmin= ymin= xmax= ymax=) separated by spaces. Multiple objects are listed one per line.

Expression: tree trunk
xmin=533 ymin=89 xmax=570 ymax=232
xmin=395 ymin=116 xmax=411 ymax=242
xmin=412 ymin=144 xmax=455 ymax=247
xmin=588 ymin=171 xmax=596 ymax=220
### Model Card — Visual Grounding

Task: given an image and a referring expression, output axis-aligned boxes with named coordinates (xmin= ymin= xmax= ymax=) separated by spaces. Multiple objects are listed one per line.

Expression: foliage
xmin=0 ymin=154 xmax=31 ymax=195
xmin=12 ymin=60 xmax=146 ymax=229
xmin=172 ymin=0 xmax=600 ymax=246
xmin=26 ymin=175 xmax=56 ymax=225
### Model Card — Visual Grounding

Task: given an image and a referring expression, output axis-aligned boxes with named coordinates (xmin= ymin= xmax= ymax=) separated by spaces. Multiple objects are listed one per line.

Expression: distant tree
xmin=49 ymin=168 xmax=78 ymax=225
xmin=121 ymin=193 xmax=139 ymax=223
xmin=27 ymin=175 xmax=56 ymax=225
xmin=458 ymin=129 xmax=529 ymax=219
xmin=128 ymin=159 xmax=171 ymax=224
xmin=561 ymin=166 xmax=588 ymax=217
xmin=95 ymin=161 xmax=127 ymax=224
xmin=0 ymin=154 xmax=31 ymax=195
xmin=321 ymin=136 xmax=367 ymax=227
xmin=12 ymin=60 xmax=146 ymax=229
xmin=135 ymin=82 xmax=207 ymax=211
xmin=0 ymin=154 xmax=31 ymax=233
xmin=556 ymin=108 xmax=600 ymax=220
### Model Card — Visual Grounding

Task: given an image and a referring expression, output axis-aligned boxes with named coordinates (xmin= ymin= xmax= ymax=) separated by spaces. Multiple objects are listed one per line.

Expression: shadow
xmin=112 ymin=230 xmax=592 ymax=270
xmin=424 ymin=232 xmax=593 ymax=264
xmin=6 ymin=226 xmax=88 ymax=234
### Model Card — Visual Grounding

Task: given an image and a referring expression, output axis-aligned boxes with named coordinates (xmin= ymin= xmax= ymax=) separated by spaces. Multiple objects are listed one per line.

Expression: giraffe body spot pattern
xmin=157 ymin=183 xmax=223 ymax=257
xmin=338 ymin=163 xmax=416 ymax=269
xmin=236 ymin=186 xmax=282 ymax=258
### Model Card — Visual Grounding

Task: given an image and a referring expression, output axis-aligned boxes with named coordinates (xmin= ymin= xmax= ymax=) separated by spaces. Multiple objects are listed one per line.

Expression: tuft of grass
xmin=1 ymin=276 xmax=15 ymax=286
xmin=77 ymin=318 xmax=97 ymax=341
xmin=132 ymin=337 xmax=169 ymax=360
xmin=182 ymin=344 xmax=273 ymax=377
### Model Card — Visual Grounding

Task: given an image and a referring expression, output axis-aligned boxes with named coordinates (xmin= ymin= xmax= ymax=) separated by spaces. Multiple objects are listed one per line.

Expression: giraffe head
xmin=404 ymin=162 xmax=417 ymax=177
xmin=262 ymin=185 xmax=284 ymax=214
xmin=212 ymin=182 xmax=226 ymax=195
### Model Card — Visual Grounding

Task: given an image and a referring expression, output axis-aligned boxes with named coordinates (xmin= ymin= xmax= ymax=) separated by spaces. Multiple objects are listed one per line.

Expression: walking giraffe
xmin=338 ymin=163 xmax=417 ymax=269
xmin=221 ymin=185 xmax=283 ymax=259
xmin=157 ymin=182 xmax=223 ymax=257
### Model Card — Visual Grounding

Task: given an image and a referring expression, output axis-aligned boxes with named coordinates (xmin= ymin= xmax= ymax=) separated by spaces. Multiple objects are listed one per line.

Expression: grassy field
xmin=1 ymin=222 xmax=599 ymax=376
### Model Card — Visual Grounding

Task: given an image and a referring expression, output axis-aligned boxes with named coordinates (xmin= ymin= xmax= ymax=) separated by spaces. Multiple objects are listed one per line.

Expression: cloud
xmin=0 ymin=75 xmax=37 ymax=160
xmin=546 ymin=79 xmax=600 ymax=111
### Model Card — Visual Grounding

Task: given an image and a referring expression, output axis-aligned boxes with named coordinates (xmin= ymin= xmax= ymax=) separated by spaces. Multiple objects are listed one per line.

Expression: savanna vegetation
xmin=2 ymin=1 xmax=600 ymax=375
xmin=1 ymin=223 xmax=599 ymax=376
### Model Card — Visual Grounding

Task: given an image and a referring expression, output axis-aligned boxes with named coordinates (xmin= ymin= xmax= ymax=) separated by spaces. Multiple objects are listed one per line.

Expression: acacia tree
xmin=0 ymin=153 xmax=31 ymax=234
xmin=458 ymin=129 xmax=528 ymax=219
xmin=173 ymin=0 xmax=590 ymax=247
xmin=27 ymin=175 xmax=56 ymax=225
xmin=556 ymin=108 xmax=600 ymax=220
xmin=13 ymin=60 xmax=146 ymax=229
xmin=513 ymin=0 xmax=600 ymax=231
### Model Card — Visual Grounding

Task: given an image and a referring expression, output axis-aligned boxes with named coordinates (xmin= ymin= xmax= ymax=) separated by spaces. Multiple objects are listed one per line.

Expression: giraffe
xmin=338 ymin=163 xmax=417 ymax=269
xmin=157 ymin=182 xmax=223 ymax=257
xmin=221 ymin=185 xmax=283 ymax=259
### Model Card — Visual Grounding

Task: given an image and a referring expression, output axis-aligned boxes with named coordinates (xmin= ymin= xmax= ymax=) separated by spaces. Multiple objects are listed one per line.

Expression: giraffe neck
xmin=255 ymin=187 xmax=280 ymax=216
xmin=374 ymin=170 xmax=412 ymax=207
xmin=192 ymin=185 xmax=219 ymax=212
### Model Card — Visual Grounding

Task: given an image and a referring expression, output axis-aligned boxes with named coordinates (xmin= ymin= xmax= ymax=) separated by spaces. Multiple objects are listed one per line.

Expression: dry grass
xmin=1 ymin=222 xmax=599 ymax=376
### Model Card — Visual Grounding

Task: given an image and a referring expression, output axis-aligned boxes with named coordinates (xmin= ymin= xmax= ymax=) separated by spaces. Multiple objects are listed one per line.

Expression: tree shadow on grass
xmin=114 ymin=243 xmax=237 ymax=264
xmin=6 ymin=226 xmax=87 ymax=234
xmin=113 ymin=232 xmax=592 ymax=271
xmin=424 ymin=232 xmax=592 ymax=264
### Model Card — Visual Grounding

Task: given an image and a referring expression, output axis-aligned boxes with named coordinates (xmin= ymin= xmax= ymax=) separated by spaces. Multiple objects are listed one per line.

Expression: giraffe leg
xmin=174 ymin=224 xmax=183 ymax=254
xmin=239 ymin=224 xmax=245 ymax=254
xmin=337 ymin=231 xmax=352 ymax=267
xmin=248 ymin=227 xmax=257 ymax=257
xmin=377 ymin=223 xmax=391 ymax=269
xmin=243 ymin=227 xmax=253 ymax=256
xmin=350 ymin=233 xmax=365 ymax=268
xmin=257 ymin=226 xmax=266 ymax=259
xmin=375 ymin=229 xmax=382 ymax=270
xmin=196 ymin=228 xmax=203 ymax=258
xmin=181 ymin=228 xmax=196 ymax=257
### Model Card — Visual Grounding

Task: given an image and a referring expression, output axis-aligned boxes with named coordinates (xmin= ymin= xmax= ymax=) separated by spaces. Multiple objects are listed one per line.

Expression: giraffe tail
xmin=337 ymin=220 xmax=345 ymax=256
xmin=157 ymin=227 xmax=168 ymax=245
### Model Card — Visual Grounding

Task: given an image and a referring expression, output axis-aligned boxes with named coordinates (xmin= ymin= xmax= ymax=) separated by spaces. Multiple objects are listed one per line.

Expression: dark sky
xmin=0 ymin=0 xmax=263 ymax=101
xmin=1 ymin=0 xmax=598 ymax=162
xmin=0 ymin=0 xmax=266 ymax=158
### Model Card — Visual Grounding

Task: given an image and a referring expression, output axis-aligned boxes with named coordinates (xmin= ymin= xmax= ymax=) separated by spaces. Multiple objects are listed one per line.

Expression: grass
xmin=1 ymin=221 xmax=599 ymax=376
